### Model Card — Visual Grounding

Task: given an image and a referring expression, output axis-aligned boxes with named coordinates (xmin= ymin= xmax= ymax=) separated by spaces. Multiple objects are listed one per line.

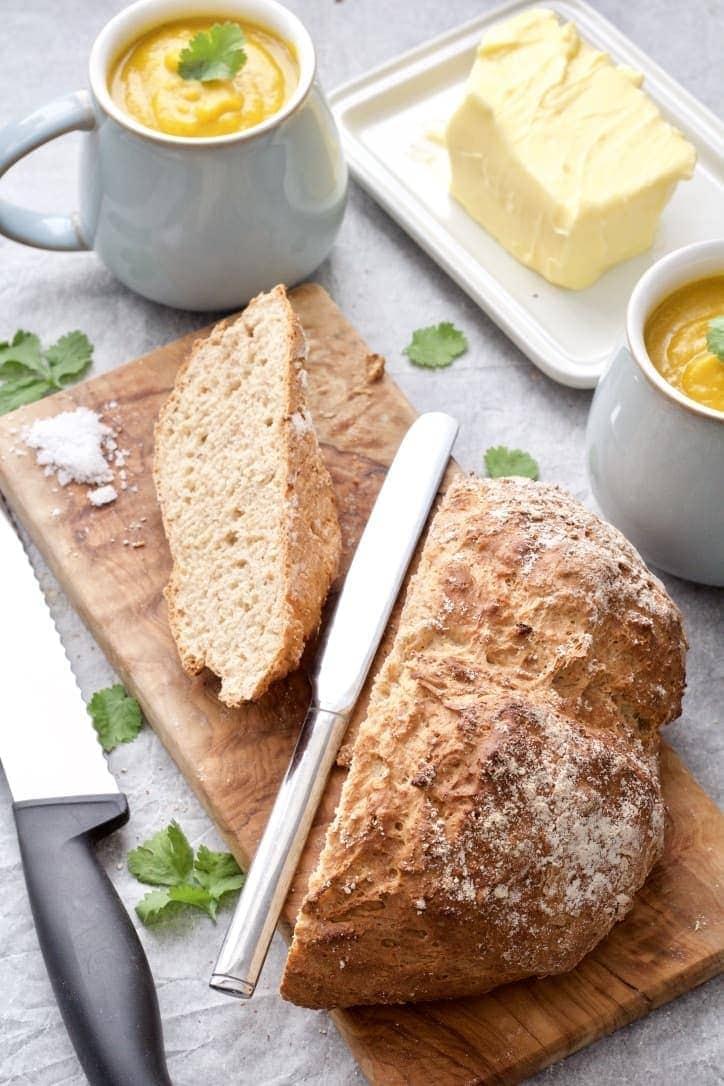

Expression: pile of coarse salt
xmin=23 ymin=406 xmax=120 ymax=507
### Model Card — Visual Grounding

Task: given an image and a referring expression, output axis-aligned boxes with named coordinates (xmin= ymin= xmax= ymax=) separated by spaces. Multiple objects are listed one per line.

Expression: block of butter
xmin=445 ymin=8 xmax=697 ymax=289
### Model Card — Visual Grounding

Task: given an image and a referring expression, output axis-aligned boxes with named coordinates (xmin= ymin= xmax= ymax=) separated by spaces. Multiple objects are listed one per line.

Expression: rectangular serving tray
xmin=329 ymin=0 xmax=724 ymax=388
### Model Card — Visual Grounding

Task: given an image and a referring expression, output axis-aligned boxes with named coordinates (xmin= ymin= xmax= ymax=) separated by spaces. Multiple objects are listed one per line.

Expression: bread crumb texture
xmin=281 ymin=475 xmax=686 ymax=1008
xmin=154 ymin=285 xmax=341 ymax=705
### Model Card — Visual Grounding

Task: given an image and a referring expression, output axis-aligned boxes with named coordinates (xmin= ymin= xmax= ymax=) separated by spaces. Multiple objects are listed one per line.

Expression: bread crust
xmin=281 ymin=475 xmax=686 ymax=1008
xmin=154 ymin=285 xmax=341 ymax=705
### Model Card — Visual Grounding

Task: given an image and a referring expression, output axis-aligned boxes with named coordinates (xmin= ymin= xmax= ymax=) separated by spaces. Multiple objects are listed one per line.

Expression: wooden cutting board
xmin=0 ymin=284 xmax=721 ymax=1086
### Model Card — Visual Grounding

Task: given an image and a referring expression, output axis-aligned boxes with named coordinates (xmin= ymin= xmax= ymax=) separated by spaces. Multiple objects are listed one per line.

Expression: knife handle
xmin=13 ymin=794 xmax=172 ymax=1086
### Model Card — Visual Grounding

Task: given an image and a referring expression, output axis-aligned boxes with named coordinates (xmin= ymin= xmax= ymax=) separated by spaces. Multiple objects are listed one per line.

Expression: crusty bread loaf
xmin=154 ymin=286 xmax=341 ymax=706
xmin=281 ymin=475 xmax=686 ymax=1008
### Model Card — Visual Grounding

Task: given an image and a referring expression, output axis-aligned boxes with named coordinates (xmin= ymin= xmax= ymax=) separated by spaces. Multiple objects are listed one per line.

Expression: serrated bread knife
xmin=0 ymin=497 xmax=171 ymax=1085
xmin=211 ymin=411 xmax=459 ymax=999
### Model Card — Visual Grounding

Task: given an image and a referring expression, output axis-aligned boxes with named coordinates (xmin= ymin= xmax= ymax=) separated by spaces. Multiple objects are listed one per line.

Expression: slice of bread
xmin=280 ymin=475 xmax=686 ymax=1008
xmin=154 ymin=285 xmax=341 ymax=706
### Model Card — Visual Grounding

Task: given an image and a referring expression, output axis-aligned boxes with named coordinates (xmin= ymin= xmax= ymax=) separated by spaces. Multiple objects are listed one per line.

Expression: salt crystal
xmin=88 ymin=484 xmax=118 ymax=507
xmin=24 ymin=407 xmax=114 ymax=487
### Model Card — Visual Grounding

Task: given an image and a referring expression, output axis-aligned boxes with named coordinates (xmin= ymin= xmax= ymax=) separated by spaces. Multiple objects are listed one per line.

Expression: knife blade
xmin=0 ymin=502 xmax=118 ymax=801
xmin=211 ymin=411 xmax=458 ymax=998
xmin=0 ymin=497 xmax=171 ymax=1086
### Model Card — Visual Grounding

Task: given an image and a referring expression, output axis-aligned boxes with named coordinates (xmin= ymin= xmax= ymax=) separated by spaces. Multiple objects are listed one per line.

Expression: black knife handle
xmin=13 ymin=794 xmax=172 ymax=1086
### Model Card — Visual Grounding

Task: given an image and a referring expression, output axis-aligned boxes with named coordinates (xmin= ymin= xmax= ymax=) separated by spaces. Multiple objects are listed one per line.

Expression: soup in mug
xmin=109 ymin=17 xmax=299 ymax=138
xmin=644 ymin=275 xmax=724 ymax=412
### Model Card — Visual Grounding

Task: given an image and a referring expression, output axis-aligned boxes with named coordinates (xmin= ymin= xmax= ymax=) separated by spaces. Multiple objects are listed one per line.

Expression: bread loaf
xmin=154 ymin=286 xmax=341 ymax=706
xmin=281 ymin=475 xmax=686 ymax=1007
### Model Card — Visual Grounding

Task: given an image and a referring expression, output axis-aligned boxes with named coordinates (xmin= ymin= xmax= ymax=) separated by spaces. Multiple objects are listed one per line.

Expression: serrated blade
xmin=0 ymin=497 xmax=117 ymax=802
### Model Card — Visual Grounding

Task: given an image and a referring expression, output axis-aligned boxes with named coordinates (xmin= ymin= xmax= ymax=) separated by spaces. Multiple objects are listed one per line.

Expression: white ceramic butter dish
xmin=329 ymin=0 xmax=724 ymax=388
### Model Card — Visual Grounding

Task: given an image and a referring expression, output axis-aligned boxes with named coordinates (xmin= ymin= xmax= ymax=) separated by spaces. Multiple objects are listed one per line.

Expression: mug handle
xmin=0 ymin=90 xmax=96 ymax=251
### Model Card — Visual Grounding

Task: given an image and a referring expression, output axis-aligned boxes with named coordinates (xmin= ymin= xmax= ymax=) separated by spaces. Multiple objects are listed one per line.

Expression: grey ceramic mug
xmin=586 ymin=240 xmax=724 ymax=586
xmin=0 ymin=0 xmax=348 ymax=310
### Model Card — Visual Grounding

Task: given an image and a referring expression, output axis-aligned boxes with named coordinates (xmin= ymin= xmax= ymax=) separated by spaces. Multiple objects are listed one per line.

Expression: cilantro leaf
xmin=194 ymin=844 xmax=245 ymax=899
xmin=177 ymin=23 xmax=247 ymax=82
xmin=0 ymin=374 xmax=54 ymax=414
xmin=169 ymin=883 xmax=218 ymax=919
xmin=403 ymin=322 xmax=468 ymax=369
xmin=136 ymin=888 xmax=174 ymax=923
xmin=46 ymin=331 xmax=93 ymax=385
xmin=0 ymin=331 xmax=47 ymax=381
xmin=88 ymin=684 xmax=143 ymax=752
xmin=484 ymin=445 xmax=539 ymax=480
xmin=136 ymin=884 xmax=219 ymax=922
xmin=706 ymin=316 xmax=724 ymax=362
xmin=128 ymin=821 xmax=194 ymax=886
xmin=129 ymin=825 xmax=245 ymax=926
xmin=0 ymin=327 xmax=94 ymax=415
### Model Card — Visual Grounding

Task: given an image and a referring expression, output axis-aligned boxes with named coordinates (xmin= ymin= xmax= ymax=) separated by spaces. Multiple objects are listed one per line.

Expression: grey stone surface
xmin=0 ymin=1 xmax=721 ymax=1083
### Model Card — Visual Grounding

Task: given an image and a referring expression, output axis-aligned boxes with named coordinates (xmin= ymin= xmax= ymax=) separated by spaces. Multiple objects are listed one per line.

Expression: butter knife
xmin=210 ymin=411 xmax=458 ymax=998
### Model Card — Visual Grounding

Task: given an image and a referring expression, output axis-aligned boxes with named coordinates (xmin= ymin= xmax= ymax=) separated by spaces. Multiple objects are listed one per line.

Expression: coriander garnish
xmin=0 ymin=329 xmax=93 ymax=415
xmin=403 ymin=322 xmax=468 ymax=369
xmin=129 ymin=821 xmax=245 ymax=924
xmin=706 ymin=316 xmax=724 ymax=362
xmin=484 ymin=445 xmax=539 ymax=480
xmin=177 ymin=22 xmax=247 ymax=82
xmin=88 ymin=684 xmax=143 ymax=752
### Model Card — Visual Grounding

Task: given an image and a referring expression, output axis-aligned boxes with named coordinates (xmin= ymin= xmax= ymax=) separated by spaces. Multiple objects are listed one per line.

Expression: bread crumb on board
xmin=365 ymin=352 xmax=385 ymax=383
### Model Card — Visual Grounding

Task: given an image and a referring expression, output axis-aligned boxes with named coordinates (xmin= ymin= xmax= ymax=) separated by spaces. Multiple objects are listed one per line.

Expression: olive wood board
xmin=0 ymin=284 xmax=721 ymax=1086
